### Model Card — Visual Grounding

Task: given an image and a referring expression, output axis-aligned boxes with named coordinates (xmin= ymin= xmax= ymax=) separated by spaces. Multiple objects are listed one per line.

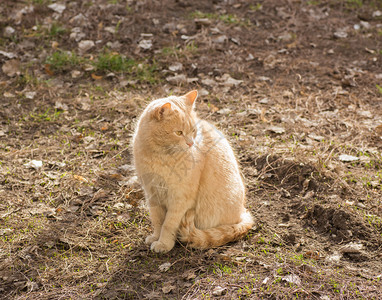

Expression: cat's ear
xmin=153 ymin=102 xmax=172 ymax=120
xmin=183 ymin=90 xmax=198 ymax=107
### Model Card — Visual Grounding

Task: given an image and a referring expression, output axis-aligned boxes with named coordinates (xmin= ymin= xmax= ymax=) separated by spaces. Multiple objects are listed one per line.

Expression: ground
xmin=1 ymin=0 xmax=382 ymax=299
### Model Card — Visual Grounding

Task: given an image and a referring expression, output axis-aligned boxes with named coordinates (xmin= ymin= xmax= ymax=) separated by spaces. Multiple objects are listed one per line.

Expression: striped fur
xmin=178 ymin=209 xmax=254 ymax=249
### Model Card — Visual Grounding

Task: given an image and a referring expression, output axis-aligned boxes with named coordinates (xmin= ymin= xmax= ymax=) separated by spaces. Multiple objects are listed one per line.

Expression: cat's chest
xmin=140 ymin=149 xmax=202 ymax=184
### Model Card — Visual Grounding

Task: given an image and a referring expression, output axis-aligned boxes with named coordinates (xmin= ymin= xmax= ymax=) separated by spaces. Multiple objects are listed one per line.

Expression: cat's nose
xmin=186 ymin=141 xmax=194 ymax=147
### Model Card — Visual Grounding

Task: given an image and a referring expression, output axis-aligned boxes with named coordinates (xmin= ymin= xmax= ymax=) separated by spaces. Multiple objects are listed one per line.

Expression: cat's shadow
xmin=98 ymin=241 xmax=242 ymax=299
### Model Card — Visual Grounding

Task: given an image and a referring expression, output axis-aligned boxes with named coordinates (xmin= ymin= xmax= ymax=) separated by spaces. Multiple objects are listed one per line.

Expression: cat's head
xmin=140 ymin=90 xmax=199 ymax=152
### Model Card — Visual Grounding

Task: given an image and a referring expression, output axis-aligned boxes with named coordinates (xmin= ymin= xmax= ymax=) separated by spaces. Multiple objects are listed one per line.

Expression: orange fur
xmin=132 ymin=90 xmax=254 ymax=253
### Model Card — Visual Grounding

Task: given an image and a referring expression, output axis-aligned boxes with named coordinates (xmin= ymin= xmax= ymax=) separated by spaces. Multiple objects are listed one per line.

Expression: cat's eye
xmin=175 ymin=131 xmax=183 ymax=136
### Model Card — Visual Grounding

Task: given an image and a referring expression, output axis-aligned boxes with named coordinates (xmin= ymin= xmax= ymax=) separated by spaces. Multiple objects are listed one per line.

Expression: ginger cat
xmin=132 ymin=90 xmax=253 ymax=253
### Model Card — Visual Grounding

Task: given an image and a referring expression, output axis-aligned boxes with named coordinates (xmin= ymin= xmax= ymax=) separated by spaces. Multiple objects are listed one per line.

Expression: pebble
xmin=166 ymin=74 xmax=187 ymax=84
xmin=48 ymin=3 xmax=66 ymax=14
xmin=4 ymin=26 xmax=16 ymax=37
xmin=333 ymin=30 xmax=348 ymax=39
xmin=138 ymin=39 xmax=152 ymax=50
xmin=78 ymin=40 xmax=95 ymax=53
xmin=169 ymin=62 xmax=183 ymax=72
xmin=339 ymin=154 xmax=359 ymax=162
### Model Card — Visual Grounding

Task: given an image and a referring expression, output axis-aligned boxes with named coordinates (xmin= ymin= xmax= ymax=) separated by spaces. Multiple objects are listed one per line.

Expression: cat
xmin=132 ymin=90 xmax=254 ymax=253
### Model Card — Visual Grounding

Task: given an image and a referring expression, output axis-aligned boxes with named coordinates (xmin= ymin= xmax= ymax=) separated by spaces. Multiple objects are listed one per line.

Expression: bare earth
xmin=1 ymin=0 xmax=382 ymax=299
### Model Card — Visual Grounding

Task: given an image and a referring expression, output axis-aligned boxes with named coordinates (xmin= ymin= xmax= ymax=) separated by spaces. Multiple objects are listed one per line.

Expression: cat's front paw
xmin=150 ymin=240 xmax=174 ymax=253
xmin=145 ymin=234 xmax=159 ymax=245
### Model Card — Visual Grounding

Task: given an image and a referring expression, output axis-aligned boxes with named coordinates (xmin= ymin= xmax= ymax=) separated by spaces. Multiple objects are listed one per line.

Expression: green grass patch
xmin=377 ymin=84 xmax=382 ymax=95
xmin=45 ymin=50 xmax=160 ymax=84
xmin=94 ymin=52 xmax=159 ymax=83
xmin=48 ymin=23 xmax=66 ymax=37
xmin=29 ymin=108 xmax=62 ymax=122
xmin=45 ymin=50 xmax=83 ymax=72
xmin=346 ymin=0 xmax=363 ymax=8
xmin=189 ymin=10 xmax=252 ymax=26
xmin=160 ymin=42 xmax=198 ymax=58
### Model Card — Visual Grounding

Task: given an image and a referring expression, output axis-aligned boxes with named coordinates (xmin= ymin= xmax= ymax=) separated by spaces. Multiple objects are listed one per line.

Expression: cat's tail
xmin=178 ymin=209 xmax=254 ymax=249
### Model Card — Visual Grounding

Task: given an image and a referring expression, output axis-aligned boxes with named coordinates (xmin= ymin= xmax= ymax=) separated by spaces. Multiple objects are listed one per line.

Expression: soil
xmin=1 ymin=0 xmax=382 ymax=299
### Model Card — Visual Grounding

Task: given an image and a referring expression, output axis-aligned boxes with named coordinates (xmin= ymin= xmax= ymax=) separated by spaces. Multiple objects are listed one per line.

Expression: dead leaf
xmin=91 ymin=73 xmax=103 ymax=80
xmin=45 ymin=64 xmax=54 ymax=76
xmin=375 ymin=124 xmax=382 ymax=136
xmin=282 ymin=274 xmax=301 ymax=285
xmin=2 ymin=59 xmax=20 ymax=77
xmin=51 ymin=41 xmax=59 ymax=49
xmin=182 ymin=270 xmax=196 ymax=280
xmin=212 ymin=286 xmax=227 ymax=296
xmin=304 ymin=250 xmax=320 ymax=260
xmin=158 ymin=262 xmax=171 ymax=272
xmin=73 ymin=175 xmax=88 ymax=183
xmin=260 ymin=108 xmax=269 ymax=123
xmin=162 ymin=282 xmax=175 ymax=294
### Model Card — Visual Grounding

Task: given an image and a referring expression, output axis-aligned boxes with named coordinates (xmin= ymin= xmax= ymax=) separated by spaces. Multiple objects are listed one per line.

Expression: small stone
xmin=213 ymin=35 xmax=228 ymax=44
xmin=4 ymin=92 xmax=15 ymax=98
xmin=199 ymin=88 xmax=209 ymax=96
xmin=278 ymin=32 xmax=293 ymax=41
xmin=267 ymin=126 xmax=285 ymax=134
xmin=24 ymin=160 xmax=43 ymax=169
xmin=106 ymin=41 xmax=122 ymax=50
xmin=282 ymin=274 xmax=301 ymax=285
xmin=4 ymin=26 xmax=16 ymax=38
xmin=71 ymin=70 xmax=82 ymax=79
xmin=67 ymin=205 xmax=79 ymax=212
xmin=217 ymin=108 xmax=232 ymax=115
xmin=24 ymin=91 xmax=36 ymax=99
xmin=48 ymin=3 xmax=66 ymax=14
xmin=166 ymin=74 xmax=187 ymax=84
xmin=104 ymin=26 xmax=116 ymax=34
xmin=201 ymin=78 xmax=217 ymax=86
xmin=372 ymin=10 xmax=382 ymax=17
xmin=194 ymin=18 xmax=212 ymax=26
xmin=169 ymin=62 xmax=183 ymax=72
xmin=138 ymin=39 xmax=152 ymax=50
xmin=339 ymin=154 xmax=359 ymax=162
xmin=78 ymin=40 xmax=95 ymax=53
xmin=246 ymin=53 xmax=255 ymax=61
xmin=220 ymin=73 xmax=243 ymax=87
xmin=70 ymin=13 xmax=87 ymax=26
xmin=261 ymin=277 xmax=271 ymax=285
xmin=360 ymin=21 xmax=371 ymax=29
xmin=0 ymin=50 xmax=17 ymax=59
xmin=212 ymin=286 xmax=227 ymax=296
xmin=333 ymin=30 xmax=348 ymax=39
xmin=308 ymin=133 xmax=324 ymax=141
xmin=339 ymin=242 xmax=363 ymax=254
xmin=54 ymin=101 xmax=69 ymax=111
xmin=356 ymin=202 xmax=366 ymax=209
xmin=357 ymin=110 xmax=372 ymax=118
xmin=113 ymin=203 xmax=124 ymax=210
xmin=326 ymin=251 xmax=342 ymax=263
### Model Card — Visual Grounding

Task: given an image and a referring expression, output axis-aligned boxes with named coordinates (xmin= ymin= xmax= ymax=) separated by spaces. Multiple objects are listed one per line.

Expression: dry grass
xmin=1 ymin=0 xmax=382 ymax=298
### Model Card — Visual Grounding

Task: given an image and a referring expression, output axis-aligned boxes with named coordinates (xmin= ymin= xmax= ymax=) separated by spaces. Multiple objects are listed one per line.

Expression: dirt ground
xmin=1 ymin=0 xmax=382 ymax=299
